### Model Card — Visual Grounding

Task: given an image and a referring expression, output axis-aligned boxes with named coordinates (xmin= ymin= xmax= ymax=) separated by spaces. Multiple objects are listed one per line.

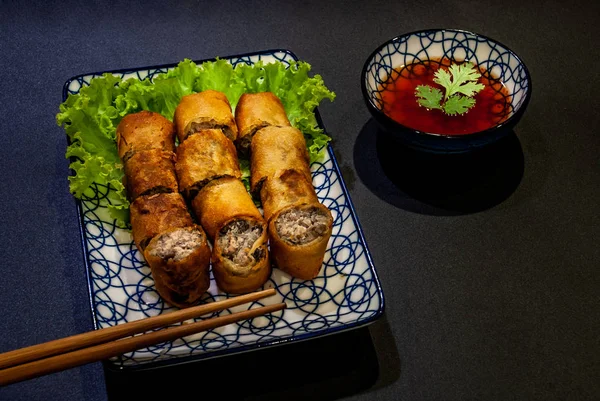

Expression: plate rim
xmin=61 ymin=48 xmax=386 ymax=371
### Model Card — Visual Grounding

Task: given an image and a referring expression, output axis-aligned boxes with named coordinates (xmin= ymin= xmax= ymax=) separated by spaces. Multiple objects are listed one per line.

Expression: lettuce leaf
xmin=115 ymin=59 xmax=201 ymax=121
xmin=57 ymin=73 xmax=129 ymax=227
xmin=194 ymin=59 xmax=246 ymax=108
xmin=58 ymin=58 xmax=335 ymax=224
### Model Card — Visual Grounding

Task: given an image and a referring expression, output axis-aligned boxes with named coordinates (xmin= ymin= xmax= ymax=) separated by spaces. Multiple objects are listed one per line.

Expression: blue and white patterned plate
xmin=63 ymin=49 xmax=384 ymax=370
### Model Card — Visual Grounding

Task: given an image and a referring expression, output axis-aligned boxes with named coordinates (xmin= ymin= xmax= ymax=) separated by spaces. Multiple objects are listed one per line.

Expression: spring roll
xmin=260 ymin=170 xmax=333 ymax=280
xmin=268 ymin=203 xmax=333 ymax=280
xmin=129 ymin=192 xmax=193 ymax=252
xmin=144 ymin=225 xmax=211 ymax=308
xmin=260 ymin=169 xmax=319 ymax=222
xmin=212 ymin=218 xmax=271 ymax=294
xmin=234 ymin=92 xmax=291 ymax=154
xmin=250 ymin=126 xmax=311 ymax=194
xmin=175 ymin=129 xmax=241 ymax=199
xmin=116 ymin=111 xmax=175 ymax=161
xmin=191 ymin=176 xmax=270 ymax=293
xmin=250 ymin=127 xmax=332 ymax=280
xmin=191 ymin=176 xmax=264 ymax=240
xmin=124 ymin=149 xmax=178 ymax=200
xmin=152 ymin=276 xmax=207 ymax=310
xmin=174 ymin=90 xmax=238 ymax=143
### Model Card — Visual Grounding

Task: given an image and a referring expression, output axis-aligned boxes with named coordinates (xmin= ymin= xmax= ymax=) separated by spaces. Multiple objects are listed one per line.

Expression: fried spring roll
xmin=250 ymin=126 xmax=312 ymax=194
xmin=191 ymin=176 xmax=270 ymax=293
xmin=175 ymin=129 xmax=241 ymax=199
xmin=260 ymin=170 xmax=333 ymax=280
xmin=124 ymin=149 xmax=178 ymax=200
xmin=174 ymin=90 xmax=238 ymax=143
xmin=152 ymin=275 xmax=207 ymax=310
xmin=249 ymin=126 xmax=333 ymax=280
xmin=191 ymin=176 xmax=263 ymax=240
xmin=260 ymin=169 xmax=319 ymax=222
xmin=269 ymin=203 xmax=333 ymax=280
xmin=213 ymin=218 xmax=271 ymax=294
xmin=144 ymin=225 xmax=211 ymax=308
xmin=234 ymin=92 xmax=291 ymax=154
xmin=116 ymin=111 xmax=175 ymax=161
xmin=129 ymin=192 xmax=194 ymax=252
xmin=118 ymin=111 xmax=211 ymax=308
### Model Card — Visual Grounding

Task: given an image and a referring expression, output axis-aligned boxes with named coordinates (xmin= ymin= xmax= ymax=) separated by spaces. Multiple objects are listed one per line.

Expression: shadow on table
xmin=353 ymin=119 xmax=524 ymax=215
xmin=104 ymin=314 xmax=400 ymax=400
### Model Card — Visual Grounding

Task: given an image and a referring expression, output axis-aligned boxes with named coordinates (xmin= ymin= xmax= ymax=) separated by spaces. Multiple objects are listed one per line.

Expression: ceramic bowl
xmin=361 ymin=29 xmax=532 ymax=152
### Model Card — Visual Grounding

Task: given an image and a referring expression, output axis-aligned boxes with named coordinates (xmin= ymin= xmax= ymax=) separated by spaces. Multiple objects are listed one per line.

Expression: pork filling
xmin=237 ymin=134 xmax=253 ymax=156
xmin=187 ymin=174 xmax=231 ymax=200
xmin=139 ymin=186 xmax=174 ymax=198
xmin=149 ymin=228 xmax=204 ymax=261
xmin=275 ymin=206 xmax=329 ymax=245
xmin=218 ymin=220 xmax=264 ymax=266
xmin=238 ymin=124 xmax=268 ymax=155
xmin=187 ymin=122 xmax=235 ymax=141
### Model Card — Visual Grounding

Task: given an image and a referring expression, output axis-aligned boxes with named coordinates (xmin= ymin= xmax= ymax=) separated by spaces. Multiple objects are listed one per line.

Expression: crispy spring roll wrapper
xmin=175 ymin=129 xmax=241 ymax=199
xmin=212 ymin=218 xmax=271 ymax=294
xmin=116 ymin=111 xmax=175 ymax=161
xmin=191 ymin=176 xmax=263 ymax=241
xmin=260 ymin=169 xmax=319 ymax=223
xmin=268 ymin=203 xmax=333 ymax=280
xmin=144 ymin=225 xmax=211 ymax=308
xmin=251 ymin=126 xmax=332 ymax=280
xmin=124 ymin=149 xmax=178 ymax=200
xmin=191 ymin=176 xmax=270 ymax=293
xmin=152 ymin=274 xmax=209 ymax=309
xmin=174 ymin=90 xmax=238 ymax=143
xmin=129 ymin=192 xmax=194 ymax=252
xmin=234 ymin=92 xmax=291 ymax=154
xmin=250 ymin=126 xmax=311 ymax=194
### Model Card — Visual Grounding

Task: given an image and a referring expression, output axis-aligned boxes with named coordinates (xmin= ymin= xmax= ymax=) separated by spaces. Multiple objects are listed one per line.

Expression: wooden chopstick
xmin=0 ymin=302 xmax=285 ymax=386
xmin=0 ymin=288 xmax=276 ymax=370
xmin=0 ymin=288 xmax=280 ymax=384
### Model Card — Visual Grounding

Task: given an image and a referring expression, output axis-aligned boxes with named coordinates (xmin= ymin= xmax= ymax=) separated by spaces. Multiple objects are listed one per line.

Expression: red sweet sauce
xmin=378 ymin=58 xmax=512 ymax=135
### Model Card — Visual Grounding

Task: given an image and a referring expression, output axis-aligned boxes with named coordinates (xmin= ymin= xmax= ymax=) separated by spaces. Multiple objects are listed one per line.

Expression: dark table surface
xmin=1 ymin=0 xmax=598 ymax=400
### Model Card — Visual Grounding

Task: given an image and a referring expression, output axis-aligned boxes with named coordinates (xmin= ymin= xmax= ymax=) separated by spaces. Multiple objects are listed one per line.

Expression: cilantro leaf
xmin=452 ymin=80 xmax=485 ymax=98
xmin=415 ymin=85 xmax=443 ymax=110
xmin=415 ymin=61 xmax=484 ymax=115
xmin=443 ymin=94 xmax=476 ymax=115
xmin=432 ymin=68 xmax=452 ymax=98
xmin=434 ymin=62 xmax=484 ymax=99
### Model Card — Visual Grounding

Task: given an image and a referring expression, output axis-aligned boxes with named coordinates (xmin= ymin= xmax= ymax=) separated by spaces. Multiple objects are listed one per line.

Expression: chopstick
xmin=0 ymin=289 xmax=283 ymax=386
xmin=0 ymin=288 xmax=276 ymax=370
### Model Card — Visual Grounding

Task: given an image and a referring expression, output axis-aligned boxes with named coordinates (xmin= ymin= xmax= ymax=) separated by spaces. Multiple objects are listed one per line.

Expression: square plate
xmin=63 ymin=49 xmax=385 ymax=370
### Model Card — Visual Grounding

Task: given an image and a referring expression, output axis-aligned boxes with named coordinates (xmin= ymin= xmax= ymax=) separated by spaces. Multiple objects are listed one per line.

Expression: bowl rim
xmin=360 ymin=28 xmax=532 ymax=141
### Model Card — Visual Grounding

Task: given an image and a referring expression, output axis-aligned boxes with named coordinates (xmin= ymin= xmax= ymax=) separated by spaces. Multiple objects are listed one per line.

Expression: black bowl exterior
xmin=366 ymin=97 xmax=525 ymax=153
xmin=361 ymin=29 xmax=532 ymax=153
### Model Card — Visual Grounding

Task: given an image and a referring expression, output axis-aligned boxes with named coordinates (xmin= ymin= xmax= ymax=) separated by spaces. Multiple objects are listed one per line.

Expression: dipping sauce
xmin=379 ymin=58 xmax=512 ymax=135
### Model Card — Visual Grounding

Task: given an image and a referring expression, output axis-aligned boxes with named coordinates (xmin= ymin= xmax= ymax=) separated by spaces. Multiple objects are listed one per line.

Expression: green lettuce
xmin=194 ymin=58 xmax=246 ymax=107
xmin=57 ymin=73 xmax=129 ymax=226
xmin=57 ymin=58 xmax=335 ymax=225
xmin=115 ymin=59 xmax=202 ymax=120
